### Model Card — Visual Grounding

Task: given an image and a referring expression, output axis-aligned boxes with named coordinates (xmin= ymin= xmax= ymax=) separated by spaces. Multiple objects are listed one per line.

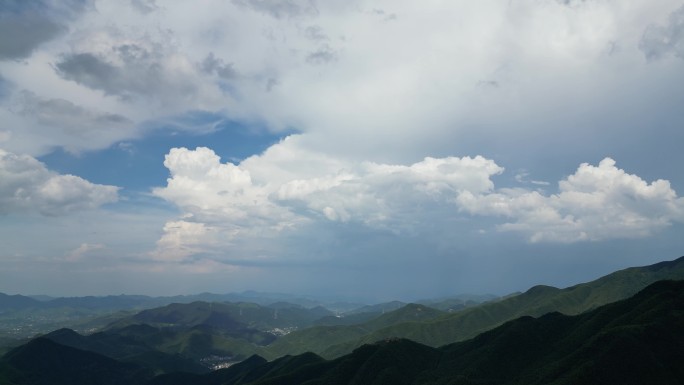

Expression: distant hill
xmin=108 ymin=301 xmax=333 ymax=333
xmin=417 ymin=293 xmax=498 ymax=312
xmin=147 ymin=279 xmax=684 ymax=385
xmin=262 ymin=255 xmax=684 ymax=358
xmin=0 ymin=293 xmax=41 ymax=312
xmin=343 ymin=301 xmax=407 ymax=315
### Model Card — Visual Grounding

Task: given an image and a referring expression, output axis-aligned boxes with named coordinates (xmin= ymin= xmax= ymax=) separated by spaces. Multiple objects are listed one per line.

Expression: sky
xmin=1 ymin=0 xmax=684 ymax=302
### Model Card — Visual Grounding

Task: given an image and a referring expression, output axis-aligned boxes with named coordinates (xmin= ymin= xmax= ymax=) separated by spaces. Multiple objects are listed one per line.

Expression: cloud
xmin=275 ymin=153 xmax=503 ymax=231
xmin=231 ymin=0 xmax=319 ymax=19
xmin=54 ymin=44 xmax=201 ymax=106
xmin=66 ymin=243 xmax=105 ymax=261
xmin=306 ymin=44 xmax=337 ymax=65
xmin=457 ymin=158 xmax=684 ymax=243
xmin=639 ymin=5 xmax=684 ymax=60
xmin=152 ymin=142 xmax=684 ymax=263
xmin=199 ymin=53 xmax=237 ymax=79
xmin=150 ymin=141 xmax=502 ymax=260
xmin=3 ymin=90 xmax=134 ymax=155
xmin=1 ymin=0 xmax=684 ymax=292
xmin=14 ymin=90 xmax=131 ymax=134
xmin=150 ymin=220 xmax=218 ymax=262
xmin=0 ymin=0 xmax=90 ymax=60
xmin=130 ymin=0 xmax=158 ymax=14
xmin=3 ymin=0 xmax=682 ymax=162
xmin=153 ymin=146 xmax=298 ymax=229
xmin=0 ymin=148 xmax=119 ymax=215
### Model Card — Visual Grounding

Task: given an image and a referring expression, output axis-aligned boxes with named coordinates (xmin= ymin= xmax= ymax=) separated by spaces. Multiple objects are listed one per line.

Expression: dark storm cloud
xmin=0 ymin=0 xmax=90 ymax=60
xmin=639 ymin=5 xmax=684 ymax=60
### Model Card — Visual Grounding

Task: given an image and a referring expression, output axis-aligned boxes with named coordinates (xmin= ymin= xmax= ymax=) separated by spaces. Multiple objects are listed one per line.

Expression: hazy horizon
xmin=1 ymin=1 xmax=683 ymax=301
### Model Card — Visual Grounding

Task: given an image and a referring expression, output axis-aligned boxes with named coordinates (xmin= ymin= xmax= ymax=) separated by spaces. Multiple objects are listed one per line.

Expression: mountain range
xmin=2 ymin=278 xmax=682 ymax=384
xmin=0 ymin=256 xmax=682 ymax=384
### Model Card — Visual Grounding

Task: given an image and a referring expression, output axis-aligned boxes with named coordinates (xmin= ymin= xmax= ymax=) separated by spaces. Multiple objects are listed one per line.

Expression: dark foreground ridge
xmin=2 ymin=279 xmax=683 ymax=384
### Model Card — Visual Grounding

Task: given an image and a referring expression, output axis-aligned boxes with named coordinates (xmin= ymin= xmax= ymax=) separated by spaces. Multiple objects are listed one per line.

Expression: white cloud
xmin=457 ymin=158 xmax=684 ymax=242
xmin=153 ymin=145 xmax=684 ymax=261
xmin=0 ymin=148 xmax=119 ymax=215
xmin=150 ymin=141 xmax=506 ymax=260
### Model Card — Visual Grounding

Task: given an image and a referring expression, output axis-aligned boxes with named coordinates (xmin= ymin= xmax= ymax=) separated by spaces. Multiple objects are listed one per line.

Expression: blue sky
xmin=1 ymin=0 xmax=683 ymax=301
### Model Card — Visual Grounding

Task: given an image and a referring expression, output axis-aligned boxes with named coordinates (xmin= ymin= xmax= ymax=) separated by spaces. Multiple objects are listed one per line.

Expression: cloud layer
xmin=1 ymin=0 xmax=683 ymax=296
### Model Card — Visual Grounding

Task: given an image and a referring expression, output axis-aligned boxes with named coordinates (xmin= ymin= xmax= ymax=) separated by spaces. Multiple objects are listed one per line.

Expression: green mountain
xmin=263 ymin=303 xmax=444 ymax=359
xmin=271 ymin=255 xmax=684 ymax=358
xmin=1 ymin=259 xmax=683 ymax=384
xmin=41 ymin=327 xmax=209 ymax=375
xmin=151 ymin=279 xmax=684 ymax=385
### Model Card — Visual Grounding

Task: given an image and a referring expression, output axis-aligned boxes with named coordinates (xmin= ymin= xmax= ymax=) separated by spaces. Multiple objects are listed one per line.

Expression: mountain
xmin=40 ymin=327 xmax=210 ymax=375
xmin=152 ymin=279 xmax=684 ymax=385
xmin=262 ymin=303 xmax=444 ymax=359
xmin=83 ymin=300 xmax=334 ymax=363
xmin=417 ymin=293 xmax=498 ymax=312
xmin=0 ymin=294 xmax=41 ymax=312
xmin=343 ymin=301 xmax=406 ymax=316
xmin=0 ymin=292 xmax=340 ymax=340
xmin=0 ymin=338 xmax=152 ymax=385
xmin=108 ymin=301 xmax=333 ymax=333
xmin=274 ymin=255 xmax=684 ymax=358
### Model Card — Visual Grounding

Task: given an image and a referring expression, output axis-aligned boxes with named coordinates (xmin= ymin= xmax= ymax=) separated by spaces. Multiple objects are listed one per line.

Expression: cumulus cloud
xmin=276 ymin=154 xmax=503 ymax=229
xmin=150 ymin=141 xmax=506 ymax=260
xmin=153 ymin=146 xmax=298 ymax=229
xmin=152 ymin=143 xmax=684 ymax=262
xmin=0 ymin=149 xmax=119 ymax=215
xmin=458 ymin=158 xmax=684 ymax=242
